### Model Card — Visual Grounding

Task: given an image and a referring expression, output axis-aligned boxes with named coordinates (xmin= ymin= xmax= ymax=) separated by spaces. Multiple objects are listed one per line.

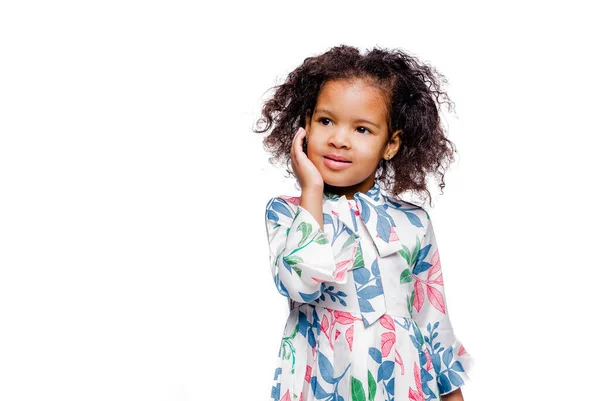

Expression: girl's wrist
xmin=301 ymin=186 xmax=323 ymax=197
xmin=300 ymin=187 xmax=324 ymax=231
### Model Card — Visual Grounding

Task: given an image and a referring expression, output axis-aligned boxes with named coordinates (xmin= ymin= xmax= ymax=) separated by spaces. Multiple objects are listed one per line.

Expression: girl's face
xmin=304 ymin=78 xmax=401 ymax=199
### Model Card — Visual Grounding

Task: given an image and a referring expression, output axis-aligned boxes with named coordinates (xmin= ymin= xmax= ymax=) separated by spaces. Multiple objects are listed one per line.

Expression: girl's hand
xmin=291 ymin=127 xmax=324 ymax=192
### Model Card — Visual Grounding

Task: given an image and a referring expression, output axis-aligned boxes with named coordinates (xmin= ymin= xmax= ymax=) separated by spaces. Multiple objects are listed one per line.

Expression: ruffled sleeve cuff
xmin=430 ymin=337 xmax=474 ymax=396
xmin=283 ymin=204 xmax=361 ymax=284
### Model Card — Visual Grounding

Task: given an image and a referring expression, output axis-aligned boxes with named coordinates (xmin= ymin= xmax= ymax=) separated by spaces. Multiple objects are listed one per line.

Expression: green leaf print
xmin=399 ymin=244 xmax=411 ymax=265
xmin=353 ymin=245 xmax=364 ymax=269
xmin=411 ymin=236 xmax=421 ymax=266
xmin=414 ymin=323 xmax=425 ymax=347
xmin=292 ymin=265 xmax=302 ymax=277
xmin=281 ymin=325 xmax=299 ymax=373
xmin=314 ymin=231 xmax=329 ymax=245
xmin=368 ymin=370 xmax=376 ymax=401
xmin=297 ymin=221 xmax=312 ymax=247
xmin=407 ymin=293 xmax=414 ymax=316
xmin=342 ymin=233 xmax=356 ymax=249
xmin=351 ymin=376 xmax=366 ymax=401
xmin=400 ymin=268 xmax=413 ymax=284
xmin=283 ymin=254 xmax=303 ymax=266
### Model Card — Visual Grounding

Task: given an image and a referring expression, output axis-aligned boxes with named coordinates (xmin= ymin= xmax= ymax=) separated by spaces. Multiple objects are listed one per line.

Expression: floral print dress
xmin=264 ymin=182 xmax=473 ymax=401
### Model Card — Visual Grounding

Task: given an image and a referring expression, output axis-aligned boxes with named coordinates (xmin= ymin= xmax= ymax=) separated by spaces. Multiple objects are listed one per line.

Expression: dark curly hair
xmin=252 ymin=44 xmax=457 ymax=208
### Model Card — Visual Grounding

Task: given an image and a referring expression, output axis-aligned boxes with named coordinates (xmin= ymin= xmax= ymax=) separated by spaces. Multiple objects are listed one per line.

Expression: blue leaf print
xmin=377 ymin=360 xmax=394 ymax=382
xmin=439 ymin=373 xmax=451 ymax=394
xmin=279 ymin=285 xmax=289 ymax=297
xmin=308 ymin=328 xmax=316 ymax=348
xmin=448 ymin=370 xmax=465 ymax=387
xmin=423 ymin=383 xmax=436 ymax=398
xmin=358 ymin=298 xmax=375 ymax=312
xmin=451 ymin=361 xmax=465 ymax=372
xmin=323 ymin=213 xmax=333 ymax=226
xmin=375 ymin=277 xmax=382 ymax=289
xmin=282 ymin=254 xmax=295 ymax=273
xmin=298 ymin=312 xmax=308 ymax=337
xmin=312 ymin=308 xmax=320 ymax=328
xmin=300 ymin=289 xmax=321 ymax=302
xmin=358 ymin=197 xmax=370 ymax=223
xmin=377 ymin=207 xmax=395 ymax=226
xmin=272 ymin=199 xmax=293 ymax=218
xmin=442 ymin=347 xmax=453 ymax=367
xmin=420 ymin=368 xmax=433 ymax=382
xmin=416 ymin=243 xmax=432 ymax=261
xmin=385 ymin=198 xmax=425 ymax=228
xmin=310 ymin=375 xmax=330 ymax=399
xmin=376 ymin=214 xmax=392 ymax=242
xmin=413 ymin=259 xmax=432 ymax=275
xmin=317 ymin=351 xmax=336 ymax=384
xmin=419 ymin=349 xmax=427 ymax=365
xmin=274 ymin=275 xmax=289 ymax=297
xmin=266 ymin=209 xmax=279 ymax=223
xmin=369 ymin=347 xmax=382 ymax=363
xmin=432 ymin=353 xmax=441 ymax=374
xmin=371 ymin=259 xmax=380 ymax=276
xmin=353 ymin=267 xmax=371 ymax=285
xmin=405 ymin=211 xmax=423 ymax=228
xmin=385 ymin=377 xmax=395 ymax=395
xmin=271 ymin=382 xmax=280 ymax=401
xmin=357 ymin=285 xmax=384 ymax=299
xmin=409 ymin=335 xmax=421 ymax=349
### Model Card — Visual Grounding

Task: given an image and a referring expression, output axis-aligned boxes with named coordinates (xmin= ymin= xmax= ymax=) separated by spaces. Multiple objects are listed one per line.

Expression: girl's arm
xmin=264 ymin=194 xmax=360 ymax=304
xmin=441 ymin=388 xmax=464 ymax=401
xmin=411 ymin=214 xmax=474 ymax=397
xmin=300 ymin=187 xmax=324 ymax=231
xmin=264 ymin=126 xmax=359 ymax=303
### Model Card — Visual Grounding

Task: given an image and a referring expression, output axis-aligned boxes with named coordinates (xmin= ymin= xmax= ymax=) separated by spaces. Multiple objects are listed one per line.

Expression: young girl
xmin=254 ymin=45 xmax=474 ymax=401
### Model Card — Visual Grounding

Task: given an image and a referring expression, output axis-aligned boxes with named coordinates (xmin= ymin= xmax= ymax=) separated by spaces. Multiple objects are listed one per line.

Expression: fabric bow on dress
xmin=326 ymin=183 xmax=409 ymax=327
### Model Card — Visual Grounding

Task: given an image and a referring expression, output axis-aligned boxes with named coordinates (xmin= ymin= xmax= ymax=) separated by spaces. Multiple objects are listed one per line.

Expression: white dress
xmin=265 ymin=182 xmax=473 ymax=401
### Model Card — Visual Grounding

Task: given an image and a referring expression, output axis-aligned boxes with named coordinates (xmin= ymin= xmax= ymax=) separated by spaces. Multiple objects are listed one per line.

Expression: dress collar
xmin=322 ymin=182 xmax=406 ymax=258
xmin=322 ymin=181 xmax=382 ymax=203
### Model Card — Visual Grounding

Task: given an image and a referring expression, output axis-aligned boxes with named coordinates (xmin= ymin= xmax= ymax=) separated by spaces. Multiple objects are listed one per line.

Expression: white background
xmin=1 ymin=1 xmax=598 ymax=400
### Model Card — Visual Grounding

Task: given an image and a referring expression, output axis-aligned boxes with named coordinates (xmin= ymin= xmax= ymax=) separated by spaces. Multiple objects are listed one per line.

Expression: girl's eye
xmin=317 ymin=118 xmax=371 ymax=134
xmin=318 ymin=117 xmax=332 ymax=126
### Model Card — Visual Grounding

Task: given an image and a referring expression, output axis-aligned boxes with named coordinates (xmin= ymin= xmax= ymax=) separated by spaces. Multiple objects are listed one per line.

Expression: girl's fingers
xmin=291 ymin=127 xmax=304 ymax=159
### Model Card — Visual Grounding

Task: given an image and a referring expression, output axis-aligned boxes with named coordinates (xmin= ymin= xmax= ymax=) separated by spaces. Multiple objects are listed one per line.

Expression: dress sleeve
xmin=411 ymin=215 xmax=474 ymax=396
xmin=264 ymin=196 xmax=360 ymax=303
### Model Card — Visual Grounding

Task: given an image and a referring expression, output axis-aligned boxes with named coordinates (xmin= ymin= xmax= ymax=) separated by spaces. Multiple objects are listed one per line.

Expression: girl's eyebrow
xmin=314 ymin=108 xmax=380 ymax=129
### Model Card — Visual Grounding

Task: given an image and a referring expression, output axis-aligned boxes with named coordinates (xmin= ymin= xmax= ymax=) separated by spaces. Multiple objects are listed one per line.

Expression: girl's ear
xmin=386 ymin=129 xmax=402 ymax=157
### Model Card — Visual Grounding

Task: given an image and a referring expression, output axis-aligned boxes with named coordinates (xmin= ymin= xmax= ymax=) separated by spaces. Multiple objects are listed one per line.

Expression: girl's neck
xmin=323 ymin=179 xmax=379 ymax=200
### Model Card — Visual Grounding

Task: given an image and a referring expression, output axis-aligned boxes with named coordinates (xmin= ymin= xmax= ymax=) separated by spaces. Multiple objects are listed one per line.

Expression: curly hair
xmin=252 ymin=44 xmax=457 ymax=208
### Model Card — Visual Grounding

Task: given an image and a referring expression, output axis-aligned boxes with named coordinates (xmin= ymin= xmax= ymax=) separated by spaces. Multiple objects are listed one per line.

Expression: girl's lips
xmin=323 ymin=156 xmax=352 ymax=170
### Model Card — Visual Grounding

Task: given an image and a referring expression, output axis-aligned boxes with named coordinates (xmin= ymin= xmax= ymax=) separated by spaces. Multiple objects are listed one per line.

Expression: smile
xmin=323 ymin=156 xmax=353 ymax=170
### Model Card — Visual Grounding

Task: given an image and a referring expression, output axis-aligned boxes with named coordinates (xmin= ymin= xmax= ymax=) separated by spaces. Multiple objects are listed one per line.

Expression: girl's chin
xmin=322 ymin=177 xmax=353 ymax=189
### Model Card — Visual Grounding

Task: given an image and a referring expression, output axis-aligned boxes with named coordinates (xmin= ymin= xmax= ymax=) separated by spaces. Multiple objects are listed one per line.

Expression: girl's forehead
xmin=316 ymin=79 xmax=389 ymax=118
xmin=319 ymin=78 xmax=388 ymax=103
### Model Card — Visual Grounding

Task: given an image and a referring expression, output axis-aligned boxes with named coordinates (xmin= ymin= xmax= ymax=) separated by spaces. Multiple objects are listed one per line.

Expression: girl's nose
xmin=329 ymin=128 xmax=351 ymax=148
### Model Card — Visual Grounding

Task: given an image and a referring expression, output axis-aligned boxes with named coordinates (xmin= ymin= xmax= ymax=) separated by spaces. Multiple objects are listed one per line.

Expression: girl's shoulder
xmin=264 ymin=195 xmax=301 ymax=213
xmin=264 ymin=195 xmax=303 ymax=225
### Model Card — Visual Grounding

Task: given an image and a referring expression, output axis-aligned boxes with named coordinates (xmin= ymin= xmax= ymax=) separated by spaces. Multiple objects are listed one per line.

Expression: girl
xmin=254 ymin=45 xmax=473 ymax=401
